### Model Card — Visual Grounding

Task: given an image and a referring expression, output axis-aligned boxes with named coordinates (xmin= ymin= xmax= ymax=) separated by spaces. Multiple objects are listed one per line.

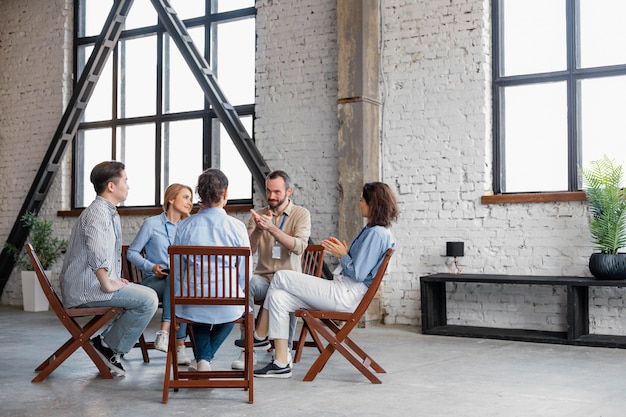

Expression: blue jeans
xmin=81 ymin=283 xmax=158 ymax=354
xmin=142 ymin=275 xmax=187 ymax=340
xmin=192 ymin=322 xmax=235 ymax=362
xmin=242 ymin=274 xmax=297 ymax=349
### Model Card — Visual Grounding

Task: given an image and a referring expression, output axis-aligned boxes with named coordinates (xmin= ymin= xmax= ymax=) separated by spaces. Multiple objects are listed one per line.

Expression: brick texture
xmin=1 ymin=0 xmax=621 ymax=336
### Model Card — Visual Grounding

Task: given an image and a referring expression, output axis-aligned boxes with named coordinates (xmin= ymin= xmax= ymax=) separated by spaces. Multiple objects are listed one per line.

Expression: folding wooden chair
xmin=294 ymin=248 xmax=394 ymax=384
xmin=162 ymin=245 xmax=254 ymax=404
xmin=291 ymin=244 xmax=325 ymax=357
xmin=24 ymin=243 xmax=122 ymax=383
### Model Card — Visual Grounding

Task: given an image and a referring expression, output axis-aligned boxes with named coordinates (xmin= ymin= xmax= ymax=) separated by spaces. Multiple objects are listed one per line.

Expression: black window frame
xmin=492 ymin=0 xmax=626 ymax=196
xmin=72 ymin=0 xmax=256 ymax=209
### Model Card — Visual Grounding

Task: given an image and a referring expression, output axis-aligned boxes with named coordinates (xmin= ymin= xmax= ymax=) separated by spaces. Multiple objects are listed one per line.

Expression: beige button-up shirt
xmin=247 ymin=200 xmax=311 ymax=280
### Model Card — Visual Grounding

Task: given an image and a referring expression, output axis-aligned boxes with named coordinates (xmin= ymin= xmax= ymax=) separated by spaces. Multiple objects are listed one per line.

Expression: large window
xmin=73 ymin=0 xmax=255 ymax=207
xmin=493 ymin=0 xmax=626 ymax=194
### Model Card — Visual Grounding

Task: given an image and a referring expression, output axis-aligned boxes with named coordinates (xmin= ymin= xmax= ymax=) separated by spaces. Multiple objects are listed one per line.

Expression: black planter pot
xmin=589 ymin=253 xmax=626 ymax=280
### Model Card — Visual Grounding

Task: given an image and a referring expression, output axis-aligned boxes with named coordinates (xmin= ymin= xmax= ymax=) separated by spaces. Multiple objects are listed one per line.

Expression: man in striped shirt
xmin=59 ymin=161 xmax=158 ymax=376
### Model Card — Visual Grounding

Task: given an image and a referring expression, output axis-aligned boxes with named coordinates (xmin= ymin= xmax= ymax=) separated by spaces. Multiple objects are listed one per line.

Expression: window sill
xmin=481 ymin=191 xmax=586 ymax=204
xmin=57 ymin=203 xmax=253 ymax=217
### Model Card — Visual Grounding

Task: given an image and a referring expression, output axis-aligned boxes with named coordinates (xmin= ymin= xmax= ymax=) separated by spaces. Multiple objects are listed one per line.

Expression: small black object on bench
xmin=420 ymin=273 xmax=626 ymax=349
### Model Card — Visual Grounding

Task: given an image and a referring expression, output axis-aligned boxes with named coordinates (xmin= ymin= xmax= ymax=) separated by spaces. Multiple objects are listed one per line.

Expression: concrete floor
xmin=2 ymin=304 xmax=626 ymax=417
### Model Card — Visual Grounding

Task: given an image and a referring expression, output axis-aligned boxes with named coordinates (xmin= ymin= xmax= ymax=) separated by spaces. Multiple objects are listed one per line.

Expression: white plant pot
xmin=21 ymin=270 xmax=49 ymax=312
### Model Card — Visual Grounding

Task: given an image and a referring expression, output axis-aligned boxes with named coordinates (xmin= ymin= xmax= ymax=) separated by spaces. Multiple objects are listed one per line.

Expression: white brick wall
xmin=2 ymin=0 xmax=624 ymax=336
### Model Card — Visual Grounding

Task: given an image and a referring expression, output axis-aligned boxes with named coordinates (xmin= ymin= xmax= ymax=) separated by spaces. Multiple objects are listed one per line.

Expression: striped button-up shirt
xmin=59 ymin=196 xmax=122 ymax=308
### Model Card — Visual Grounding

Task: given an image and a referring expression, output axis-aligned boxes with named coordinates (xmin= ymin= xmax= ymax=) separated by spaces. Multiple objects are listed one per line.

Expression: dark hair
xmin=90 ymin=161 xmax=125 ymax=195
xmin=362 ymin=182 xmax=399 ymax=227
xmin=266 ymin=170 xmax=294 ymax=190
xmin=196 ymin=168 xmax=228 ymax=208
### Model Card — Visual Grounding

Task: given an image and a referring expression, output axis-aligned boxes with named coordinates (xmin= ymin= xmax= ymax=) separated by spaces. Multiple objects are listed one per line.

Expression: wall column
xmin=337 ymin=0 xmax=381 ymax=325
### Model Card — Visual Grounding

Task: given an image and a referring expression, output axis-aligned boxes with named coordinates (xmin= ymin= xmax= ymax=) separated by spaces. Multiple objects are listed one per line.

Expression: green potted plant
xmin=581 ymin=155 xmax=626 ymax=279
xmin=5 ymin=212 xmax=67 ymax=311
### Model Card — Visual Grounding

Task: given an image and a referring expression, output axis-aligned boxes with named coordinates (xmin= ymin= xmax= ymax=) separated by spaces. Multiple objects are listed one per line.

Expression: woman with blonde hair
xmin=127 ymin=183 xmax=194 ymax=364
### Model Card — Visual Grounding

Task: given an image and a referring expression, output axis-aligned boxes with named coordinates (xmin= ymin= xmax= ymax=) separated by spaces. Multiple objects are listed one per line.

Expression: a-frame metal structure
xmin=0 ymin=0 xmax=274 ymax=294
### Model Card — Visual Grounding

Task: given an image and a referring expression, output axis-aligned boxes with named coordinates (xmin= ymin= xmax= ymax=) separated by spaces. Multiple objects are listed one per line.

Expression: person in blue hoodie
xmin=172 ymin=168 xmax=252 ymax=371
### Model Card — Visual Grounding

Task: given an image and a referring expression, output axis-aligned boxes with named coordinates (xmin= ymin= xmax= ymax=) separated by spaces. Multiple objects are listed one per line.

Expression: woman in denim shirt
xmin=127 ymin=183 xmax=193 ymax=364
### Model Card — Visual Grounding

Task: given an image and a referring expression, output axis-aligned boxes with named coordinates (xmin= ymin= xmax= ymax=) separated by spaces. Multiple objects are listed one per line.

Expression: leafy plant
xmin=4 ymin=212 xmax=67 ymax=270
xmin=582 ymin=155 xmax=626 ymax=254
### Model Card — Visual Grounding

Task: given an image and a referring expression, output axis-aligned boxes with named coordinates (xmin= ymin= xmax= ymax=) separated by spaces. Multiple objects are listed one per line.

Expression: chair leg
xmin=33 ymin=315 xmax=115 ymax=383
xmin=138 ymin=333 xmax=150 ymax=363
xmin=300 ymin=314 xmax=382 ymax=384
xmin=292 ymin=324 xmax=309 ymax=363
xmin=162 ymin=351 xmax=172 ymax=404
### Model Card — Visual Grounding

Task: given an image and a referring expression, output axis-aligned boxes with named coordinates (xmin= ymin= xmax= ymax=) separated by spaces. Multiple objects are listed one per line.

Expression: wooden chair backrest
xmin=121 ymin=244 xmax=145 ymax=284
xmin=350 ymin=248 xmax=394 ymax=321
xmin=301 ymin=244 xmax=325 ymax=277
xmin=168 ymin=245 xmax=251 ymax=308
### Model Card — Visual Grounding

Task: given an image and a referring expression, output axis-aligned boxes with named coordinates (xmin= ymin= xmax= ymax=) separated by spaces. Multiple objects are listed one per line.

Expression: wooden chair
xmin=162 ymin=245 xmax=254 ymax=404
xmin=289 ymin=244 xmax=325 ymax=354
xmin=121 ymin=245 xmax=152 ymax=362
xmin=294 ymin=248 xmax=394 ymax=384
xmin=24 ymin=243 xmax=122 ymax=383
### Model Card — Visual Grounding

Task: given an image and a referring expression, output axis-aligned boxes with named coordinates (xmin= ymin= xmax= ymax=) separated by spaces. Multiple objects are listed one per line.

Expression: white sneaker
xmin=176 ymin=345 xmax=191 ymax=366
xmin=197 ymin=360 xmax=212 ymax=371
xmin=231 ymin=350 xmax=257 ymax=370
xmin=189 ymin=359 xmax=212 ymax=371
xmin=154 ymin=330 xmax=168 ymax=352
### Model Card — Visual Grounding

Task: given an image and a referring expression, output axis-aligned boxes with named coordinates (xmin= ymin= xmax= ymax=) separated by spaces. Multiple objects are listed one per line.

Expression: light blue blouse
xmin=340 ymin=224 xmax=395 ymax=287
xmin=127 ymin=212 xmax=174 ymax=279
xmin=173 ymin=207 xmax=252 ymax=324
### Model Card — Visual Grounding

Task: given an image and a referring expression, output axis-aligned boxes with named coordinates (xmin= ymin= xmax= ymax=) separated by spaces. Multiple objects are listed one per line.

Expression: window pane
xmin=215 ymin=18 xmax=255 ymax=106
xmin=164 ymin=27 xmax=206 ymax=114
xmin=80 ymin=0 xmax=114 ymax=37
xmin=170 ymin=0 xmax=205 ymax=20
xmin=81 ymin=45 xmax=113 ymax=122
xmin=118 ymin=36 xmax=157 ymax=118
xmin=123 ymin=0 xmax=158 ymax=31
xmin=164 ymin=119 xmax=204 ymax=203
xmin=502 ymin=82 xmax=568 ymax=192
xmin=580 ymin=76 xmax=626 ymax=176
xmin=220 ymin=117 xmax=253 ymax=200
xmin=579 ymin=0 xmax=626 ymax=68
xmin=78 ymin=128 xmax=113 ymax=207
xmin=118 ymin=124 xmax=156 ymax=206
xmin=501 ymin=0 xmax=566 ymax=76
xmin=216 ymin=0 xmax=255 ymax=13
xmin=75 ymin=1 xmax=255 ymax=208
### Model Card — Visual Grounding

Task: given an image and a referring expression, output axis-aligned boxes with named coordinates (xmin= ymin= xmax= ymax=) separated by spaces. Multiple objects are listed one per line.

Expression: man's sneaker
xmin=154 ymin=330 xmax=169 ymax=352
xmin=176 ymin=345 xmax=191 ymax=365
xmin=231 ymin=350 xmax=257 ymax=370
xmin=234 ymin=335 xmax=270 ymax=351
xmin=253 ymin=360 xmax=292 ymax=379
xmin=189 ymin=359 xmax=212 ymax=371
xmin=91 ymin=335 xmax=126 ymax=376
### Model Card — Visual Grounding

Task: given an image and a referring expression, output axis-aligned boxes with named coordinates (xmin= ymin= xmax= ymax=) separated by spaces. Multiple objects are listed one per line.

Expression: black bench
xmin=420 ymin=273 xmax=626 ymax=349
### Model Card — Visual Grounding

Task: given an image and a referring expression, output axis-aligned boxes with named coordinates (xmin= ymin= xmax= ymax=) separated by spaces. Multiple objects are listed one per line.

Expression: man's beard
xmin=268 ymin=196 xmax=286 ymax=211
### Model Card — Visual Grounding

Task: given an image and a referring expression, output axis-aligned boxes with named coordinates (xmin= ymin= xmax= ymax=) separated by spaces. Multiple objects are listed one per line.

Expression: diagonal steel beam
xmin=0 ymin=0 xmax=136 ymax=295
xmin=150 ymin=0 xmax=271 ymax=193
